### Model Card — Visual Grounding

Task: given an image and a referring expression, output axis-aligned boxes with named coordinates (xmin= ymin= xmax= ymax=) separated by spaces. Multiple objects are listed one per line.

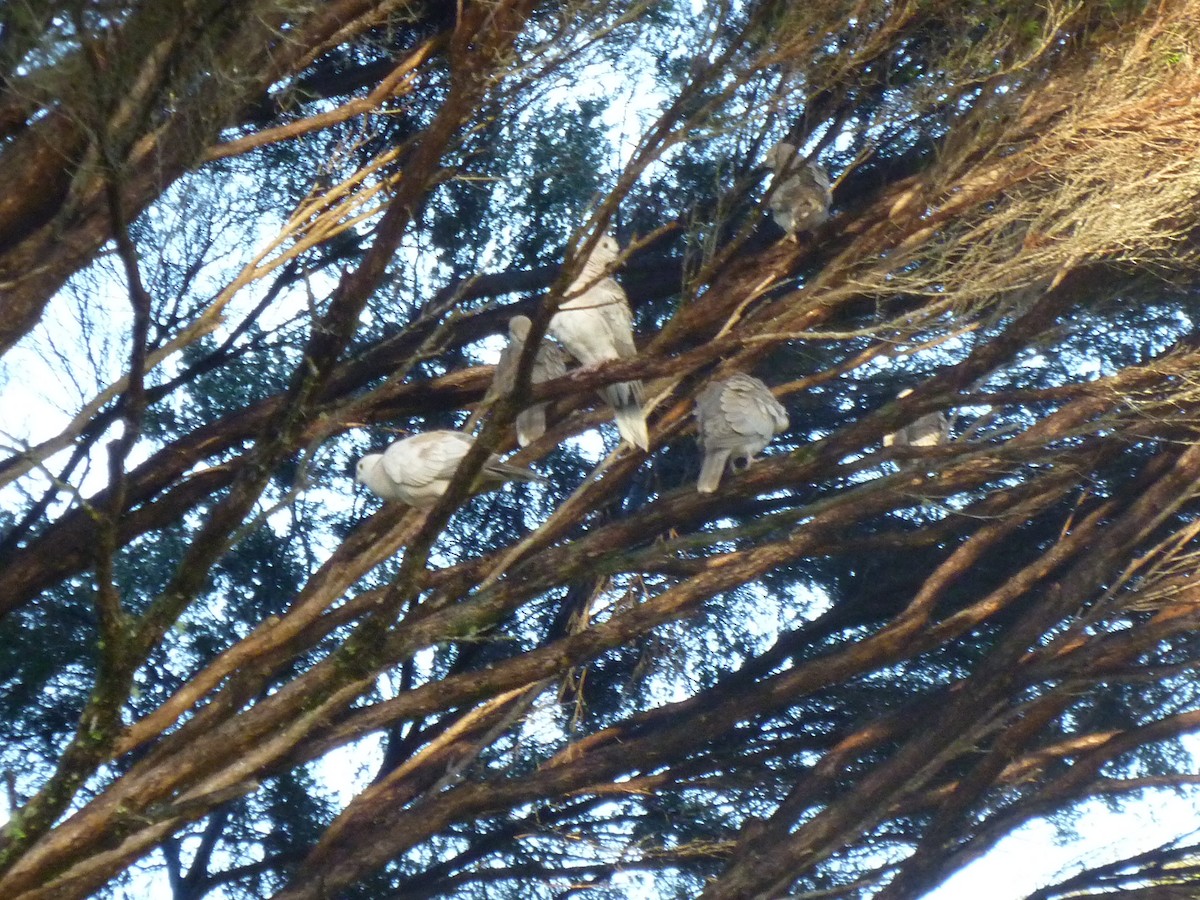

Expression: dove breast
xmin=763 ymin=141 xmax=832 ymax=235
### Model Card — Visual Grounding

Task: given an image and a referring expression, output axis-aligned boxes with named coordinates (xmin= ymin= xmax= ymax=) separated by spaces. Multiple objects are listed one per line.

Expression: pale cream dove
xmin=882 ymin=388 xmax=951 ymax=453
xmin=763 ymin=141 xmax=832 ymax=237
xmin=694 ymin=373 xmax=789 ymax=493
xmin=488 ymin=314 xmax=567 ymax=447
xmin=548 ymin=234 xmax=650 ymax=451
xmin=355 ymin=431 xmax=543 ymax=507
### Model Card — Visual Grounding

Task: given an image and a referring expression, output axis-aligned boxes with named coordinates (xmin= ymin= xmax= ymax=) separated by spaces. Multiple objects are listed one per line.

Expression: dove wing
xmin=488 ymin=340 xmax=520 ymax=400
xmin=382 ymin=432 xmax=471 ymax=487
xmin=592 ymin=279 xmax=638 ymax=359
xmin=534 ymin=339 xmax=568 ymax=381
xmin=721 ymin=375 xmax=788 ymax=441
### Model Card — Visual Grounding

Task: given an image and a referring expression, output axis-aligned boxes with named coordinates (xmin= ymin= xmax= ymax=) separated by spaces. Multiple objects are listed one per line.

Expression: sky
xmin=929 ymin=780 xmax=1200 ymax=900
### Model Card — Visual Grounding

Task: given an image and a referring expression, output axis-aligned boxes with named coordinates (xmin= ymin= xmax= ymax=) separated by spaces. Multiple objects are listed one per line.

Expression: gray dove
xmin=883 ymin=388 xmax=951 ymax=453
xmin=487 ymin=315 xmax=567 ymax=447
xmin=355 ymin=431 xmax=543 ymax=507
xmin=548 ymin=234 xmax=650 ymax=450
xmin=694 ymin=373 xmax=789 ymax=493
xmin=763 ymin=141 xmax=832 ymax=237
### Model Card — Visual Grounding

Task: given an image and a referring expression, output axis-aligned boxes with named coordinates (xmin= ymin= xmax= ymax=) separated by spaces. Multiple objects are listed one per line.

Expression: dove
xmin=694 ymin=373 xmax=789 ymax=493
xmin=882 ymin=388 xmax=951 ymax=453
xmin=762 ymin=141 xmax=832 ymax=237
xmin=548 ymin=234 xmax=651 ymax=451
xmin=487 ymin=315 xmax=567 ymax=447
xmin=355 ymin=431 xmax=544 ymax=507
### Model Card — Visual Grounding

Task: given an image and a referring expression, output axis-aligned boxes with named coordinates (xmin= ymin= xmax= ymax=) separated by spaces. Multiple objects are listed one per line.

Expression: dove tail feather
xmin=613 ymin=403 xmax=650 ymax=451
xmin=483 ymin=460 xmax=547 ymax=484
xmin=604 ymin=381 xmax=650 ymax=451
xmin=603 ymin=379 xmax=645 ymax=408
xmin=697 ymin=449 xmax=732 ymax=493
xmin=515 ymin=406 xmax=546 ymax=448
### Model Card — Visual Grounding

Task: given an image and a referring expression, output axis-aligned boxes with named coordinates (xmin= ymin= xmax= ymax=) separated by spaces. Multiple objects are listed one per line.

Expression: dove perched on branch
xmin=355 ymin=431 xmax=544 ymax=507
xmin=487 ymin=315 xmax=567 ymax=447
xmin=762 ymin=141 xmax=832 ymax=238
xmin=694 ymin=373 xmax=790 ymax=493
xmin=883 ymin=388 xmax=951 ymax=455
xmin=549 ymin=234 xmax=651 ymax=451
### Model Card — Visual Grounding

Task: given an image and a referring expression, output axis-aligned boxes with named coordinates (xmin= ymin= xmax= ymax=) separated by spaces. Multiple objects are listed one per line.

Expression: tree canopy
xmin=4 ymin=1 xmax=1200 ymax=898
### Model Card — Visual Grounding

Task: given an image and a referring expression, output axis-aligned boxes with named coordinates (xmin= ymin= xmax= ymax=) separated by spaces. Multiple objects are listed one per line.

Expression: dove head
xmin=354 ymin=454 xmax=382 ymax=487
xmin=764 ymin=141 xmax=798 ymax=173
xmin=594 ymin=233 xmax=620 ymax=256
xmin=581 ymin=233 xmax=621 ymax=270
xmin=509 ymin=315 xmax=533 ymax=341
